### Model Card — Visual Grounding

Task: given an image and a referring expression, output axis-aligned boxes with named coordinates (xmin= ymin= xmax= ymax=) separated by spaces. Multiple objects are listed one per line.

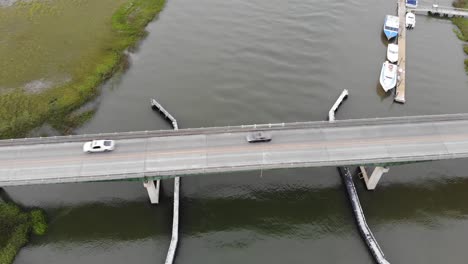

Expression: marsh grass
xmin=0 ymin=0 xmax=166 ymax=138
xmin=30 ymin=209 xmax=47 ymax=236
xmin=57 ymin=110 xmax=96 ymax=134
xmin=0 ymin=203 xmax=47 ymax=264
xmin=452 ymin=0 xmax=468 ymax=72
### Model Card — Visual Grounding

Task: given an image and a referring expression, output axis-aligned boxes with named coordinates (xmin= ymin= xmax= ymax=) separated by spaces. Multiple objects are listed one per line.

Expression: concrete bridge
xmin=2 ymin=113 xmax=468 ymax=188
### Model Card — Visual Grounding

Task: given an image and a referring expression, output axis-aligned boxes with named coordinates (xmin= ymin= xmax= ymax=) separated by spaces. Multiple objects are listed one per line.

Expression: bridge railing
xmin=2 ymin=113 xmax=468 ymax=146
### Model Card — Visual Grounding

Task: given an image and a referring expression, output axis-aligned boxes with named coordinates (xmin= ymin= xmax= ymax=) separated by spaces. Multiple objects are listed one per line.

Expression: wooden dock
xmin=410 ymin=5 xmax=468 ymax=18
xmin=394 ymin=0 xmax=406 ymax=104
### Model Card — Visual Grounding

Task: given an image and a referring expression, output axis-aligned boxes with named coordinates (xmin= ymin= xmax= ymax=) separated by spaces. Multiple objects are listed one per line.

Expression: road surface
xmin=1 ymin=116 xmax=468 ymax=186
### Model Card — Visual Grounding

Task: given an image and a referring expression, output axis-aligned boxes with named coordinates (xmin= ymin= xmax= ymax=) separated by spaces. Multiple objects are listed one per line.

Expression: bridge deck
xmin=2 ymin=115 xmax=468 ymax=186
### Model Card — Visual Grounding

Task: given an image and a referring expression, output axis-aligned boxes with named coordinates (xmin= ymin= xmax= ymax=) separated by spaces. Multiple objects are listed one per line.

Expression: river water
xmin=6 ymin=0 xmax=468 ymax=263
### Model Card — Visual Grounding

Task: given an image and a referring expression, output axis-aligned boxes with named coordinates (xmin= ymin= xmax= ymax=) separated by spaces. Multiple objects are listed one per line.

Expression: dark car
xmin=246 ymin=132 xmax=272 ymax=143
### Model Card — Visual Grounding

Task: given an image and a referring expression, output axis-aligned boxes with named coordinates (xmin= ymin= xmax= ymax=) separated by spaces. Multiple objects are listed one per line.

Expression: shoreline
xmin=0 ymin=0 xmax=166 ymax=139
xmin=452 ymin=0 xmax=468 ymax=72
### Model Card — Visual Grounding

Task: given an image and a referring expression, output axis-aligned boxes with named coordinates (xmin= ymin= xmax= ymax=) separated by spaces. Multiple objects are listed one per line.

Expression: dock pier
xmin=394 ymin=0 xmax=407 ymax=104
xmin=409 ymin=5 xmax=468 ymax=18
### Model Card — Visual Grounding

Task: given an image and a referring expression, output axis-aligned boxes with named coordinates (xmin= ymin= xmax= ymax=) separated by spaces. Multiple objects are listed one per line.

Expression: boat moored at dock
xmin=383 ymin=15 xmax=399 ymax=40
xmin=406 ymin=12 xmax=415 ymax=29
xmin=387 ymin=43 xmax=399 ymax=63
xmin=379 ymin=61 xmax=398 ymax=92
xmin=406 ymin=0 xmax=418 ymax=8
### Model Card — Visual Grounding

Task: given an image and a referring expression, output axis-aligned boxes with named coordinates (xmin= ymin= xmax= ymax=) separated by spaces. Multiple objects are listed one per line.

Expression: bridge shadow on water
xmin=28 ymin=199 xmax=173 ymax=245
xmin=23 ymin=175 xmax=468 ymax=244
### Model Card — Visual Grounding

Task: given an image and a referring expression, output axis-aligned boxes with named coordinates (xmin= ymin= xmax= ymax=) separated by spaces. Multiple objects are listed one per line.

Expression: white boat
xmin=406 ymin=12 xmax=416 ymax=29
xmin=383 ymin=15 xmax=399 ymax=40
xmin=387 ymin=43 xmax=399 ymax=63
xmin=379 ymin=61 xmax=398 ymax=92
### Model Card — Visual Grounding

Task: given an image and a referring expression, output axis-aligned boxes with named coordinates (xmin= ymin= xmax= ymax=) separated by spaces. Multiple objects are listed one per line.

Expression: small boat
xmin=383 ymin=15 xmax=399 ymax=40
xmin=406 ymin=0 xmax=418 ymax=8
xmin=379 ymin=61 xmax=398 ymax=92
xmin=387 ymin=43 xmax=399 ymax=63
xmin=406 ymin=12 xmax=416 ymax=29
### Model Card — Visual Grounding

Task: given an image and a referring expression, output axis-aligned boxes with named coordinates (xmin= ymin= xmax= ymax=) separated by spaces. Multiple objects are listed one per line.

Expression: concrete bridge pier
xmin=359 ymin=166 xmax=389 ymax=190
xmin=143 ymin=179 xmax=160 ymax=204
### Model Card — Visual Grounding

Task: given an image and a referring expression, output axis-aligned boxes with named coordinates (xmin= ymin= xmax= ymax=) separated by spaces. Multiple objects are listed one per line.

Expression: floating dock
xmin=165 ymin=125 xmax=180 ymax=264
xmin=394 ymin=0 xmax=407 ymax=104
xmin=151 ymin=98 xmax=179 ymax=130
xmin=328 ymin=89 xmax=349 ymax=122
xmin=165 ymin=177 xmax=180 ymax=264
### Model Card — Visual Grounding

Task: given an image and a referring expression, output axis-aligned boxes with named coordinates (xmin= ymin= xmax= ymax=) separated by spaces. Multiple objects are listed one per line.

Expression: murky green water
xmin=4 ymin=0 xmax=468 ymax=263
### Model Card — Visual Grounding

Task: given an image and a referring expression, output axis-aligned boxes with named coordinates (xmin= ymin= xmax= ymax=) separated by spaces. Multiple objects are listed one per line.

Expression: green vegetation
xmin=55 ymin=110 xmax=96 ymax=134
xmin=0 ymin=0 xmax=166 ymax=138
xmin=0 ymin=203 xmax=47 ymax=264
xmin=30 ymin=209 xmax=47 ymax=236
xmin=452 ymin=0 xmax=468 ymax=72
xmin=453 ymin=0 xmax=467 ymax=9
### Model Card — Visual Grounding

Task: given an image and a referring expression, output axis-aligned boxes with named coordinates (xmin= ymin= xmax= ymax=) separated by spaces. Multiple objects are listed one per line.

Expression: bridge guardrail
xmin=2 ymin=113 xmax=468 ymax=146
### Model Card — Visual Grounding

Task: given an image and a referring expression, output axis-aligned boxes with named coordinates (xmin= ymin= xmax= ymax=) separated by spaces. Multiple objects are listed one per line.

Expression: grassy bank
xmin=0 ymin=0 xmax=166 ymax=138
xmin=452 ymin=0 xmax=468 ymax=72
xmin=0 ymin=203 xmax=47 ymax=264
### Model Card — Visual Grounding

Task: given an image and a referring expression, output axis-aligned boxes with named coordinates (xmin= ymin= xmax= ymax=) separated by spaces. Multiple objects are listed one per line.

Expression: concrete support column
xmin=143 ymin=179 xmax=160 ymax=204
xmin=360 ymin=166 xmax=389 ymax=190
